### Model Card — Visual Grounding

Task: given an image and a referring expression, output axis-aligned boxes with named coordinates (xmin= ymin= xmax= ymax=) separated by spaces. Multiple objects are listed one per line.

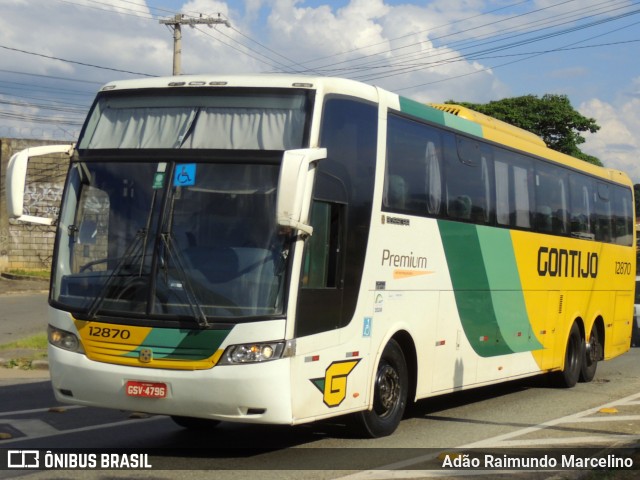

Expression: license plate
xmin=125 ymin=381 xmax=167 ymax=398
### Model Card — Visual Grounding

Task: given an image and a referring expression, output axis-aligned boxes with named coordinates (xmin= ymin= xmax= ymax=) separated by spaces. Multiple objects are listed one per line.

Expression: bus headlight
xmin=218 ymin=340 xmax=295 ymax=365
xmin=48 ymin=325 xmax=84 ymax=353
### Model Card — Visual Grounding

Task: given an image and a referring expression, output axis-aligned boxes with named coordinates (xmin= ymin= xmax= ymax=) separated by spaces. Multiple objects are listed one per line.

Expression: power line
xmin=298 ymin=0 xmax=536 ymax=68
xmin=311 ymin=0 xmax=638 ymax=83
xmin=0 ymin=44 xmax=155 ymax=77
xmin=360 ymin=6 xmax=640 ymax=83
xmin=0 ymin=97 xmax=88 ymax=115
xmin=309 ymin=0 xmax=627 ymax=78
xmin=396 ymin=34 xmax=640 ymax=93
xmin=57 ymin=0 xmax=156 ymax=20
xmin=225 ymin=24 xmax=320 ymax=74
xmin=193 ymin=25 xmax=299 ymax=73
xmin=0 ymin=69 xmax=103 ymax=85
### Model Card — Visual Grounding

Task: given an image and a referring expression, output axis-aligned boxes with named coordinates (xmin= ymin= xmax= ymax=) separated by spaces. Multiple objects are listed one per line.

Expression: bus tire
xmin=171 ymin=415 xmax=221 ymax=430
xmin=579 ymin=326 xmax=599 ymax=383
xmin=551 ymin=322 xmax=583 ymax=388
xmin=353 ymin=339 xmax=408 ymax=438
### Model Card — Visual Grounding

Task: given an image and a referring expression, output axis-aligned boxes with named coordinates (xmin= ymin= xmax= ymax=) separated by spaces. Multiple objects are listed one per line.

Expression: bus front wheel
xmin=551 ymin=322 xmax=583 ymax=388
xmin=353 ymin=339 xmax=408 ymax=438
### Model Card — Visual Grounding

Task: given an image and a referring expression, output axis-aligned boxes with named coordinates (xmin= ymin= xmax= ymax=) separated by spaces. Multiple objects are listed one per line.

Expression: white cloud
xmin=580 ymin=91 xmax=640 ymax=184
xmin=3 ymin=0 xmax=591 ymax=138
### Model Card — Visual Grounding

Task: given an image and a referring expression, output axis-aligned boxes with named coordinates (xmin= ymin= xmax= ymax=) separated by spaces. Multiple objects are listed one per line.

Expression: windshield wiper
xmin=82 ymin=228 xmax=147 ymax=320
xmin=159 ymin=232 xmax=209 ymax=328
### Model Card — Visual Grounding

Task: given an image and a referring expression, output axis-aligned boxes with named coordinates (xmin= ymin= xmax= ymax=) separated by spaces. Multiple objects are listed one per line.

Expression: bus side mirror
xmin=276 ymin=148 xmax=326 ymax=236
xmin=6 ymin=144 xmax=74 ymax=225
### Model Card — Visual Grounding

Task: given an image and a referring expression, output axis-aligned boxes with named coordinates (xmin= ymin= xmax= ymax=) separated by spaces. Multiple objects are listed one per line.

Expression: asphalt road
xmin=0 ymin=279 xmax=638 ymax=478
xmin=0 ymin=349 xmax=639 ymax=479
xmin=0 ymin=292 xmax=48 ymax=344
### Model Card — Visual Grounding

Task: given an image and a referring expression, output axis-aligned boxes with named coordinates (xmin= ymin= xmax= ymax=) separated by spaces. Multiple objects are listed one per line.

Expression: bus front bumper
xmin=48 ymin=345 xmax=294 ymax=425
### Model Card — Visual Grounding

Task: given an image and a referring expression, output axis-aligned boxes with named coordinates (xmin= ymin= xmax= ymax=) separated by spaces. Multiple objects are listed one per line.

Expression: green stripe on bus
xmin=124 ymin=328 xmax=231 ymax=360
xmin=439 ymin=221 xmax=542 ymax=356
xmin=442 ymin=115 xmax=484 ymax=137
xmin=399 ymin=97 xmax=446 ymax=125
xmin=439 ymin=221 xmax=512 ymax=357
xmin=476 ymin=227 xmax=543 ymax=352
xmin=398 ymin=97 xmax=483 ymax=137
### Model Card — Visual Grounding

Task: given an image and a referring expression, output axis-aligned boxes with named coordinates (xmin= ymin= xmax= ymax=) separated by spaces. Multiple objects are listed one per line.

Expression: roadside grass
xmin=0 ymin=333 xmax=48 ymax=351
xmin=0 ymin=332 xmax=48 ymax=369
xmin=5 ymin=269 xmax=50 ymax=279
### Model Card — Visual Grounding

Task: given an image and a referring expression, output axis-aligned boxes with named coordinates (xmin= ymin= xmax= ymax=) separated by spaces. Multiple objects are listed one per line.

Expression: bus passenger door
xmin=295 ymin=200 xmax=344 ymax=337
xmin=292 ymin=200 xmax=366 ymax=421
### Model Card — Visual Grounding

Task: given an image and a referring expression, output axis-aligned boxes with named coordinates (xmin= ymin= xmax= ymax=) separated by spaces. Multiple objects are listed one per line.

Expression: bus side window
xmin=594 ymin=182 xmax=612 ymax=242
xmin=611 ymin=185 xmax=634 ymax=246
xmin=534 ymin=163 xmax=568 ymax=235
xmin=447 ymin=135 xmax=494 ymax=225
xmin=384 ymin=114 xmax=445 ymax=217
xmin=569 ymin=175 xmax=594 ymax=240
xmin=494 ymin=150 xmax=533 ymax=230
xmin=301 ymin=201 xmax=342 ymax=289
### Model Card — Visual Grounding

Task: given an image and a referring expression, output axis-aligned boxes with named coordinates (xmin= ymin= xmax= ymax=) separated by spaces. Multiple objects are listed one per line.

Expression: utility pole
xmin=160 ymin=14 xmax=231 ymax=75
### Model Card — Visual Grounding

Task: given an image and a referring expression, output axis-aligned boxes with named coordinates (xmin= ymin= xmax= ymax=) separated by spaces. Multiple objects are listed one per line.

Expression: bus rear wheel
xmin=579 ymin=326 xmax=600 ymax=383
xmin=551 ymin=322 xmax=583 ymax=388
xmin=353 ymin=339 xmax=408 ymax=438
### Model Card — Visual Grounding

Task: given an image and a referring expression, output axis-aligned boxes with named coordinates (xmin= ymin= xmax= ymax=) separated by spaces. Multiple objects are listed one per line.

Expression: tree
xmin=447 ymin=94 xmax=602 ymax=166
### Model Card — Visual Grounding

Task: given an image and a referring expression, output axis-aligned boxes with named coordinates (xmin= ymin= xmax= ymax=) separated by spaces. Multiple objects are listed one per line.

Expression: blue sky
xmin=1 ymin=0 xmax=639 ymax=181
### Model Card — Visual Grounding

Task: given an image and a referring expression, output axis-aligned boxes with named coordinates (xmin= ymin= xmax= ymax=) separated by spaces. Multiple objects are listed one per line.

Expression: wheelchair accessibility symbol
xmin=174 ymin=164 xmax=196 ymax=187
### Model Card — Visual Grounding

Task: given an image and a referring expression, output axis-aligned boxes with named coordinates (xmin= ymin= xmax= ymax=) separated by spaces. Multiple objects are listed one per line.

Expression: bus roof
xmin=96 ymin=74 xmax=632 ymax=188
xmin=429 ymin=103 xmax=547 ymax=148
xmin=98 ymin=74 xmax=373 ymax=94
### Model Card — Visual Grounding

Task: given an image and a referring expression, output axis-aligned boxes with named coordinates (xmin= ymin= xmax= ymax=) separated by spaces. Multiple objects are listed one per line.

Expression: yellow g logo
xmin=311 ymin=359 xmax=360 ymax=407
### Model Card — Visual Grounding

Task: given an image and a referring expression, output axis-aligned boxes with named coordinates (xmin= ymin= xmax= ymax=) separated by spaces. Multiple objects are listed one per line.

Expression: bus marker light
xmin=305 ymin=355 xmax=320 ymax=362
xmin=479 ymin=336 xmax=489 ymax=342
xmin=435 ymin=340 xmax=446 ymax=346
xmin=346 ymin=351 xmax=359 ymax=358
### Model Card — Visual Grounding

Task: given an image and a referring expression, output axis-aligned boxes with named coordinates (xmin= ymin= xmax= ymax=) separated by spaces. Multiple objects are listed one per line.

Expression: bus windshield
xmin=50 ymin=87 xmax=314 ymax=323
xmin=52 ymin=160 xmax=289 ymax=322
xmin=77 ymin=89 xmax=309 ymax=150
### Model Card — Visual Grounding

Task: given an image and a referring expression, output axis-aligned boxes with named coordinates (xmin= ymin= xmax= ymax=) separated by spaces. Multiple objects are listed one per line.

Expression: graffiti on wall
xmin=22 ymin=182 xmax=64 ymax=218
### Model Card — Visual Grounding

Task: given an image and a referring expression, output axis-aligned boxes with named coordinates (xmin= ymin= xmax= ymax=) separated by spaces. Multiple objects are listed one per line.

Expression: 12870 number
xmin=615 ymin=261 xmax=632 ymax=275
xmin=87 ymin=326 xmax=131 ymax=339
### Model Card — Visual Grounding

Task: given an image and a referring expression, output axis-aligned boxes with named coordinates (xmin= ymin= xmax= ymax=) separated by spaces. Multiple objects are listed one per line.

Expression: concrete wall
xmin=0 ymin=138 xmax=70 ymax=271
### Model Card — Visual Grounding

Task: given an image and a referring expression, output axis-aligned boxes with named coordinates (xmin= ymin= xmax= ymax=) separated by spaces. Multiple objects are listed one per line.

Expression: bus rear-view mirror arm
xmin=6 ymin=144 xmax=74 ymax=225
xmin=276 ymin=148 xmax=326 ymax=236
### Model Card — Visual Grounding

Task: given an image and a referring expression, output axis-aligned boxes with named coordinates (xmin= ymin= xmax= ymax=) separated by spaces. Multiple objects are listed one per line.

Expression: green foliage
xmin=0 ymin=333 xmax=48 ymax=351
xmin=6 ymin=269 xmax=50 ymax=279
xmin=447 ymin=94 xmax=602 ymax=166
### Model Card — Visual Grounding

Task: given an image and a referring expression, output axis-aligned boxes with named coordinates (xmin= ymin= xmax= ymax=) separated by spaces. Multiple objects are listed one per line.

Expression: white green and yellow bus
xmin=6 ymin=75 xmax=635 ymax=437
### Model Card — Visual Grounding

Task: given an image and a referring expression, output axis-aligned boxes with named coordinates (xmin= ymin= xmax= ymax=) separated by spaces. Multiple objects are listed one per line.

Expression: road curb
xmin=0 ymin=272 xmax=49 ymax=282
